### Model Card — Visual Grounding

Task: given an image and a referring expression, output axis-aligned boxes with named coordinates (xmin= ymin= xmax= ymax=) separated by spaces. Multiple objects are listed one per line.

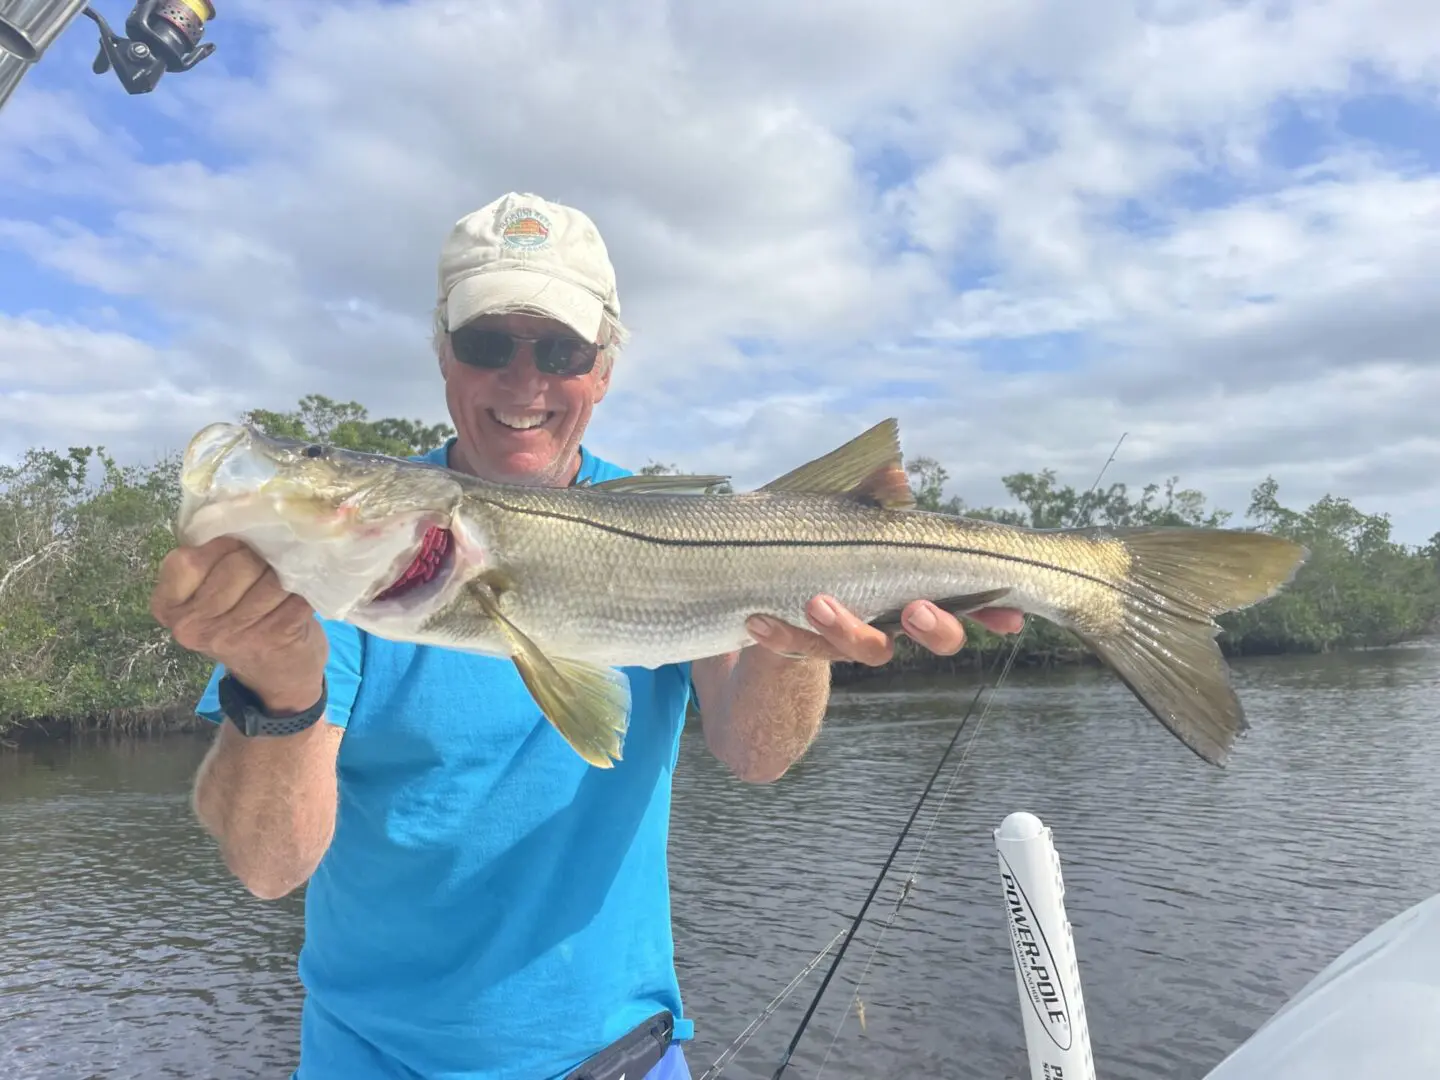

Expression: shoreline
xmin=0 ymin=704 xmax=206 ymax=748
xmin=7 ymin=635 xmax=1436 ymax=748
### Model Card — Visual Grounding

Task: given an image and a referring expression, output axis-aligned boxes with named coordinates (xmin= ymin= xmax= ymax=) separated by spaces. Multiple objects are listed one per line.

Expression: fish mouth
xmin=183 ymin=422 xmax=248 ymax=484
xmin=180 ymin=422 xmax=272 ymax=505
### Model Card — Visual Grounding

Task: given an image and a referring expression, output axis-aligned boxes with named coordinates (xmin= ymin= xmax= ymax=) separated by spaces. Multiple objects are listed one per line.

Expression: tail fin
xmin=1072 ymin=527 xmax=1308 ymax=767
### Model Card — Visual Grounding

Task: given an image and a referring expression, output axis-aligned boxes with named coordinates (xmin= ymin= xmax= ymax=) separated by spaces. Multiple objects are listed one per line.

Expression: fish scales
xmin=449 ymin=486 xmax=1131 ymax=669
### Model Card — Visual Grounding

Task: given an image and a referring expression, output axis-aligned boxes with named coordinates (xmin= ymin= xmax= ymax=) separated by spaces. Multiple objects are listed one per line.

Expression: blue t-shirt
xmin=196 ymin=441 xmax=695 ymax=1080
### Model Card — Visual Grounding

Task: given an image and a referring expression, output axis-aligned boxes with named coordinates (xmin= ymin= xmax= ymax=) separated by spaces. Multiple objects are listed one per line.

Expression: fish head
xmin=175 ymin=422 xmax=477 ymax=624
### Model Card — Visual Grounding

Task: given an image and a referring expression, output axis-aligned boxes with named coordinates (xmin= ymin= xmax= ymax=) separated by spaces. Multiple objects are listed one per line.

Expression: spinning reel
xmin=0 ymin=0 xmax=219 ymax=111
xmin=85 ymin=0 xmax=218 ymax=96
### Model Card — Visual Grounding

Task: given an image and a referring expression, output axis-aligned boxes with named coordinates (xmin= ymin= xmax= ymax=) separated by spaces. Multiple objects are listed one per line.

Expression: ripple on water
xmin=0 ymin=737 xmax=307 ymax=1080
xmin=671 ymin=645 xmax=1440 ymax=1080
xmin=2 ymin=646 xmax=1439 ymax=1080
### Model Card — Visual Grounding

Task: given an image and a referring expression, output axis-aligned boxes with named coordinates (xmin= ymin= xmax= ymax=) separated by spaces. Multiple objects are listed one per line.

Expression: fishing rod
xmin=767 ymin=674 xmax=1004 ymax=1080
xmin=697 ymin=928 xmax=848 ymax=1080
xmin=0 ymin=0 xmax=218 ymax=114
xmin=765 ymin=432 xmax=1131 ymax=1079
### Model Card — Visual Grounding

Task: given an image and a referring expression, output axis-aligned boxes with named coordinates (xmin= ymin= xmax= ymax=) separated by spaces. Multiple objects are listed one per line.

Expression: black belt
xmin=563 ymin=1011 xmax=675 ymax=1080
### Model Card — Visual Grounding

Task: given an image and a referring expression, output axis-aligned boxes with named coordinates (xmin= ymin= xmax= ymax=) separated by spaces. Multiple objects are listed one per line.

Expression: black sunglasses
xmin=450 ymin=324 xmax=601 ymax=377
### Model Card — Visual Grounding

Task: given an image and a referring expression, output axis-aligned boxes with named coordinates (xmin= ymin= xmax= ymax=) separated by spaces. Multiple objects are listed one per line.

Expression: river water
xmin=3 ymin=644 xmax=1439 ymax=1080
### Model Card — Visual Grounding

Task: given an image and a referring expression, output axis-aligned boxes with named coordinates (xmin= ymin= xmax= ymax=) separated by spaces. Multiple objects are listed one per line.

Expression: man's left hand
xmin=744 ymin=595 xmax=1025 ymax=667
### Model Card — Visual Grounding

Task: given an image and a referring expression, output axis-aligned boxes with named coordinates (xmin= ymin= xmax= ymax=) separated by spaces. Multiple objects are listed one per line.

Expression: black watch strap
xmin=218 ymin=674 xmax=328 ymax=737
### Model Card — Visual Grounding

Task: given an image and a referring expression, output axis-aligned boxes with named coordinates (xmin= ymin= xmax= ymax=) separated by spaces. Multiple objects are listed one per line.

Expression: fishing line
xmin=767 ymin=643 xmax=1016 ymax=1080
xmin=1073 ymin=432 xmax=1128 ymax=527
xmin=764 ymin=431 xmax=1130 ymax=1079
xmin=697 ymin=928 xmax=848 ymax=1080
xmin=810 ymin=632 xmax=1029 ymax=1079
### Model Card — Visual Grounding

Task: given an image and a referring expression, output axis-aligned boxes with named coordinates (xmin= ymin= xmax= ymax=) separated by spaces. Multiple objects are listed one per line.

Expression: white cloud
xmin=0 ymin=315 xmax=229 ymax=464
xmin=1 ymin=0 xmax=1438 ymax=543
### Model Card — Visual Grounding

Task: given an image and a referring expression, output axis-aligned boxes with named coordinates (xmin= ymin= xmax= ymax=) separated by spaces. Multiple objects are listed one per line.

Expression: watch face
xmin=219 ymin=677 xmax=260 ymax=735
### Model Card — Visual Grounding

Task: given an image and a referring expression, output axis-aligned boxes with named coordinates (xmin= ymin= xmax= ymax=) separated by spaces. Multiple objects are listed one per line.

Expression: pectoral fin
xmin=468 ymin=582 xmax=631 ymax=768
xmin=869 ymin=588 xmax=1015 ymax=636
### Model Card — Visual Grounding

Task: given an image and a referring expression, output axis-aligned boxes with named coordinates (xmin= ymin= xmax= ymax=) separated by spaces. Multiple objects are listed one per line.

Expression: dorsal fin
xmin=759 ymin=418 xmax=916 ymax=510
xmin=582 ymin=474 xmax=730 ymax=495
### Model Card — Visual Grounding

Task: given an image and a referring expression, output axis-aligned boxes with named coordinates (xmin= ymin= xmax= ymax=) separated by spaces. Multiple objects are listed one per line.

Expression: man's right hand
xmin=153 ymin=536 xmax=340 ymax=900
xmin=151 ymin=536 xmax=328 ymax=714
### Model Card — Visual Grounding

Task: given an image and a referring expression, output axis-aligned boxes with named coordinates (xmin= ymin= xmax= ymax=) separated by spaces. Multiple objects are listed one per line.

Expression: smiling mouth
xmin=488 ymin=409 xmax=554 ymax=432
xmin=373 ymin=526 xmax=454 ymax=602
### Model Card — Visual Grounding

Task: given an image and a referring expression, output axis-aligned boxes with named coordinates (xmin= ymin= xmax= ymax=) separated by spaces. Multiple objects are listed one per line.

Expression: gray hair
xmin=431 ymin=300 xmax=629 ymax=377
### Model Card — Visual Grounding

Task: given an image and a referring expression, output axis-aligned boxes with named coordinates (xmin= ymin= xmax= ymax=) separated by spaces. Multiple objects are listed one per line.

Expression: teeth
xmin=492 ymin=410 xmax=549 ymax=431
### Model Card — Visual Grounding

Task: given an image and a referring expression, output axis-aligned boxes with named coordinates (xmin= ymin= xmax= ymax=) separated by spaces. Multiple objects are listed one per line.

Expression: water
xmin=3 ymin=644 xmax=1439 ymax=1080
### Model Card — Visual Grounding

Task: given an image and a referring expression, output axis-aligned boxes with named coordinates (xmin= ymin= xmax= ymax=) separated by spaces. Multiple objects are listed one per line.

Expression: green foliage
xmin=1215 ymin=479 xmax=1439 ymax=653
xmin=0 ymin=395 xmax=454 ymax=735
xmin=243 ymin=393 xmax=454 ymax=457
xmin=0 ymin=445 xmax=208 ymax=728
xmin=1 ymin=393 xmax=1434 ymax=731
xmin=904 ymin=457 xmax=966 ymax=516
xmin=906 ymin=455 xmax=1231 ymax=530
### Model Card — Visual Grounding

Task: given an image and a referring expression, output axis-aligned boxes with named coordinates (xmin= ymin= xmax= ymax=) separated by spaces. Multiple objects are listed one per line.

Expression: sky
xmin=1 ymin=0 xmax=1438 ymax=544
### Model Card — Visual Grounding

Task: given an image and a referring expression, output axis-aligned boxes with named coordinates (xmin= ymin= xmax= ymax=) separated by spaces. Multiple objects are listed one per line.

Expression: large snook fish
xmin=174 ymin=418 xmax=1307 ymax=771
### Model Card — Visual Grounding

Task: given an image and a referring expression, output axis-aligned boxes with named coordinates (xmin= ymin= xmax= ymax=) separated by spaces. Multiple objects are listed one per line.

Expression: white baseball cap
xmin=437 ymin=192 xmax=621 ymax=343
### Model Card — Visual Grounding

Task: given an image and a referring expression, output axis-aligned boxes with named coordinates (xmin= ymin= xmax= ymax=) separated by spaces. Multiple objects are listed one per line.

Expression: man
xmin=150 ymin=192 xmax=1022 ymax=1080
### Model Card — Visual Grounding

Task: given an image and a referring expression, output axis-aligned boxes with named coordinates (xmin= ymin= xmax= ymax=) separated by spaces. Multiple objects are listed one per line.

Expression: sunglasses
xmin=450 ymin=324 xmax=601 ymax=377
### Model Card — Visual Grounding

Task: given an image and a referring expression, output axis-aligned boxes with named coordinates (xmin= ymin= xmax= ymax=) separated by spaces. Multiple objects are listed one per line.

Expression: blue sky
xmin=2 ymin=0 xmax=1438 ymax=543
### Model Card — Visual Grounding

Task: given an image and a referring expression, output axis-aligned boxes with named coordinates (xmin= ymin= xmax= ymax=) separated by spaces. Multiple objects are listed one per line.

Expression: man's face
xmin=439 ymin=310 xmax=612 ymax=486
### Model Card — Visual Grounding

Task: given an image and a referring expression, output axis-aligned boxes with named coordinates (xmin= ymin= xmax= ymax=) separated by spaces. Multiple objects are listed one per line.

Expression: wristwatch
xmin=218 ymin=673 xmax=328 ymax=737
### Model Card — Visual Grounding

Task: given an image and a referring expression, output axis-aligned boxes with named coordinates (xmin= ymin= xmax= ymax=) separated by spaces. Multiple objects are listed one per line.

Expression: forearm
xmin=193 ymin=710 xmax=343 ymax=901
xmin=697 ymin=647 xmax=832 ymax=783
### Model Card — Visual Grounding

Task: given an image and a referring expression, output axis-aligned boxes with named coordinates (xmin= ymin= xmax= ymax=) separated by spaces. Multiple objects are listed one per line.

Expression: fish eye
xmin=303 ymin=444 xmax=326 ymax=459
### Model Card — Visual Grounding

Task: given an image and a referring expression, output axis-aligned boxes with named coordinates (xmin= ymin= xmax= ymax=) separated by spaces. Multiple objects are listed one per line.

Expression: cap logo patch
xmin=500 ymin=208 xmax=552 ymax=249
